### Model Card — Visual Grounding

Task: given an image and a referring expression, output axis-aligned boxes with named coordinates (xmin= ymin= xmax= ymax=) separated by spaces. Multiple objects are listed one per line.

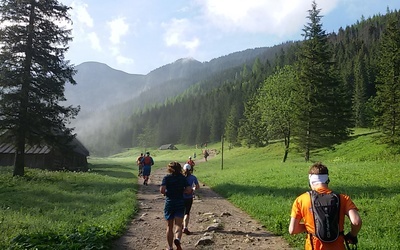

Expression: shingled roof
xmin=0 ymin=138 xmax=89 ymax=156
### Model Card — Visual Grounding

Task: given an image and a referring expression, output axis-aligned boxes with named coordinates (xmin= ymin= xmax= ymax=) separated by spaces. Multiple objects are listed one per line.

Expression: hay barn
xmin=0 ymin=138 xmax=89 ymax=171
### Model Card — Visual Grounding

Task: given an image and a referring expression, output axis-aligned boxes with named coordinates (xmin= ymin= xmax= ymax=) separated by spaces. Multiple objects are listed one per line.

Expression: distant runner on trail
xmin=182 ymin=163 xmax=199 ymax=235
xmin=140 ymin=152 xmax=154 ymax=185
xmin=203 ymin=149 xmax=209 ymax=161
xmin=160 ymin=162 xmax=192 ymax=250
xmin=186 ymin=156 xmax=195 ymax=171
xmin=289 ymin=162 xmax=362 ymax=250
xmin=136 ymin=153 xmax=144 ymax=177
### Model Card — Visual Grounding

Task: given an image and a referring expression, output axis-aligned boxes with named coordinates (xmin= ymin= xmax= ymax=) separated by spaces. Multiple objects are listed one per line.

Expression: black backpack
xmin=309 ymin=190 xmax=341 ymax=243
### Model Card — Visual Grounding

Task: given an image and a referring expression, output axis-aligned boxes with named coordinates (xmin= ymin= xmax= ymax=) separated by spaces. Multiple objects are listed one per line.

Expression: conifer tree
xmin=374 ymin=13 xmax=400 ymax=146
xmin=224 ymin=104 xmax=240 ymax=146
xmin=0 ymin=0 xmax=78 ymax=176
xmin=294 ymin=1 xmax=352 ymax=161
xmin=353 ymin=49 xmax=369 ymax=127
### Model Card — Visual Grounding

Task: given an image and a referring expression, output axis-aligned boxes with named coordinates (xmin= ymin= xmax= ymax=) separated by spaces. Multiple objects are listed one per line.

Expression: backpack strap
xmin=308 ymin=191 xmax=315 ymax=250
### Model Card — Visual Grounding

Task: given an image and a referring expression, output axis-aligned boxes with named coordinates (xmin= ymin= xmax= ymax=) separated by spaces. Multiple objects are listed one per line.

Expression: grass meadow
xmin=0 ymin=130 xmax=399 ymax=249
xmin=0 ymin=157 xmax=138 ymax=249
xmin=194 ymin=130 xmax=400 ymax=250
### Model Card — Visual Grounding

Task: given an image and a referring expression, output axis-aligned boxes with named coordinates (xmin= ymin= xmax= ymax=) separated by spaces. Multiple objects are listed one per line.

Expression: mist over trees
xmin=0 ymin=0 xmax=78 ymax=176
xmin=81 ymin=3 xmax=400 ymax=158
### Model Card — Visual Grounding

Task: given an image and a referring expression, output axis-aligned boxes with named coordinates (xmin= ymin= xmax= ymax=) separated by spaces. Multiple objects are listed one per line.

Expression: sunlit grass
xmin=0 ymin=159 xmax=138 ymax=249
xmin=195 ymin=130 xmax=400 ymax=249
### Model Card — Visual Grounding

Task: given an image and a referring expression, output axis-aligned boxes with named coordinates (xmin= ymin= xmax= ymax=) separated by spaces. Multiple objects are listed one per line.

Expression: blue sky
xmin=60 ymin=0 xmax=400 ymax=75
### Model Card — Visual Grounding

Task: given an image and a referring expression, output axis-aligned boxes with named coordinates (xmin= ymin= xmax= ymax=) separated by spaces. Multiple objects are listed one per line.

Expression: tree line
xmin=120 ymin=2 xmax=400 ymax=160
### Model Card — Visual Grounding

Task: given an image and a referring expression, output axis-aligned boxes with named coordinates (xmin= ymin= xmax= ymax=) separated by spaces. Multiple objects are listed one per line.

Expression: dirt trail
xmin=112 ymin=158 xmax=293 ymax=250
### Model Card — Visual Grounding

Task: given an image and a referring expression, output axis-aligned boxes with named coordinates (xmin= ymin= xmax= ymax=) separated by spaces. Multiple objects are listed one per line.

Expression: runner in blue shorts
xmin=160 ymin=162 xmax=192 ymax=250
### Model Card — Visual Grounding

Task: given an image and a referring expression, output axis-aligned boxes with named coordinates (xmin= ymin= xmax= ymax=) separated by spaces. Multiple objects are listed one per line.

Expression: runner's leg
xmin=166 ymin=219 xmax=174 ymax=249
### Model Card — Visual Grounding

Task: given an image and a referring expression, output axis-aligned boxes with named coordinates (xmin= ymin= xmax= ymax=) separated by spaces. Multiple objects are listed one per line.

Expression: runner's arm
xmin=288 ymin=217 xmax=306 ymax=234
xmin=160 ymin=185 xmax=166 ymax=195
xmin=348 ymin=209 xmax=362 ymax=236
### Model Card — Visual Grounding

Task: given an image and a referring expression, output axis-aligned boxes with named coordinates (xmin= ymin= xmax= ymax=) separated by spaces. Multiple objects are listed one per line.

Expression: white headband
xmin=309 ymin=174 xmax=329 ymax=186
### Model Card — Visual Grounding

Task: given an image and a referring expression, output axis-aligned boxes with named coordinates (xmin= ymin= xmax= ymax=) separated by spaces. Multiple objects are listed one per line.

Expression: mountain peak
xmin=174 ymin=57 xmax=199 ymax=64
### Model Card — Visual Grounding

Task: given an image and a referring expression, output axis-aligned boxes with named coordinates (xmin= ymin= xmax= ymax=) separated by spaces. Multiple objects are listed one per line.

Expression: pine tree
xmin=353 ymin=48 xmax=369 ymax=127
xmin=0 ymin=0 xmax=79 ymax=176
xmin=224 ymin=104 xmax=240 ymax=146
xmin=374 ymin=12 xmax=400 ymax=146
xmin=294 ymin=1 xmax=352 ymax=161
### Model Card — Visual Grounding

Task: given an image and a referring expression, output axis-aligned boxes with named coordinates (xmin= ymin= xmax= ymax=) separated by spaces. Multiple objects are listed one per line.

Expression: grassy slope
xmin=1 ymin=130 xmax=399 ymax=249
xmin=194 ymin=129 xmax=400 ymax=249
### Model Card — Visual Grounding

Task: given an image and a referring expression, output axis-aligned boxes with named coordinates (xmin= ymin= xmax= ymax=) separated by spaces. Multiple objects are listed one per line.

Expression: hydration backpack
xmin=309 ymin=190 xmax=341 ymax=242
xmin=143 ymin=156 xmax=153 ymax=166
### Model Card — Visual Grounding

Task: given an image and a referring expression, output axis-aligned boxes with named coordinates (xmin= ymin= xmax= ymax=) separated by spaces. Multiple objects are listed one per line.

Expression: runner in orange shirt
xmin=288 ymin=162 xmax=362 ymax=250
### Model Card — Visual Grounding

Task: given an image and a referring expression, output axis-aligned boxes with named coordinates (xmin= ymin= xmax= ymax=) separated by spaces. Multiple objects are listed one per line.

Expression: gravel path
xmin=112 ymin=160 xmax=293 ymax=250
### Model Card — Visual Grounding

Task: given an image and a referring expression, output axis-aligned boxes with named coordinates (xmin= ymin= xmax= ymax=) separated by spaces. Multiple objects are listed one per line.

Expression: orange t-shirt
xmin=290 ymin=187 xmax=358 ymax=250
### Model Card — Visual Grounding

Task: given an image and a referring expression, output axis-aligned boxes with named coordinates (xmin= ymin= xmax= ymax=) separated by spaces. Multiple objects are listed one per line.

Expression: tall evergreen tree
xmin=353 ymin=49 xmax=369 ymax=127
xmin=294 ymin=1 xmax=352 ymax=161
xmin=0 ymin=0 xmax=78 ymax=176
xmin=224 ymin=104 xmax=240 ymax=146
xmin=374 ymin=12 xmax=400 ymax=146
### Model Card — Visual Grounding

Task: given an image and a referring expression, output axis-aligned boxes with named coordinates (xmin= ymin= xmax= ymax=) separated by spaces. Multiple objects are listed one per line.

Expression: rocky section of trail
xmin=113 ymin=161 xmax=293 ymax=250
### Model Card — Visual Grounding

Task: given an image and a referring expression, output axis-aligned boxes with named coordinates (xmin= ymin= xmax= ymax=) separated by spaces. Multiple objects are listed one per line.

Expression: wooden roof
xmin=0 ymin=143 xmax=51 ymax=154
xmin=0 ymin=138 xmax=89 ymax=156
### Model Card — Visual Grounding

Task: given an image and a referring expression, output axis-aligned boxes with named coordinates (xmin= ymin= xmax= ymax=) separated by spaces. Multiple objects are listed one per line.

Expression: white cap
xmin=183 ymin=163 xmax=191 ymax=171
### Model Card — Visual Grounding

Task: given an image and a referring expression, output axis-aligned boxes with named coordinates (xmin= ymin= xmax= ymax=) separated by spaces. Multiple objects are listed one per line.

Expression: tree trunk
xmin=282 ymin=148 xmax=288 ymax=162
xmin=304 ymin=148 xmax=310 ymax=162
xmin=13 ymin=133 xmax=25 ymax=176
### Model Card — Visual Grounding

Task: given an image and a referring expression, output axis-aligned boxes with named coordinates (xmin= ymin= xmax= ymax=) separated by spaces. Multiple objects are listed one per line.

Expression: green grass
xmin=194 ymin=131 xmax=400 ymax=249
xmin=1 ymin=132 xmax=399 ymax=249
xmin=0 ymin=157 xmax=138 ymax=249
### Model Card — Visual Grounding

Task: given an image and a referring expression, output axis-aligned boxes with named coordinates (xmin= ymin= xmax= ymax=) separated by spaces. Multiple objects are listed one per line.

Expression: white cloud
xmin=87 ymin=32 xmax=101 ymax=51
xmin=107 ymin=17 xmax=129 ymax=45
xmin=70 ymin=1 xmax=93 ymax=28
xmin=162 ymin=18 xmax=200 ymax=50
xmin=198 ymin=0 xmax=339 ymax=36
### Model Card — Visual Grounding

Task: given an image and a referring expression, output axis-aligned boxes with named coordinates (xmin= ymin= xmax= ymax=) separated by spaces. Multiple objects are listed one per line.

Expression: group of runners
xmin=135 ymin=152 xmax=361 ymax=250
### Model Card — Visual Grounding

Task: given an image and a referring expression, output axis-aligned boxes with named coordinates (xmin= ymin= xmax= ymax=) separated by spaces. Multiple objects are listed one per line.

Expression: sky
xmin=60 ymin=0 xmax=400 ymax=75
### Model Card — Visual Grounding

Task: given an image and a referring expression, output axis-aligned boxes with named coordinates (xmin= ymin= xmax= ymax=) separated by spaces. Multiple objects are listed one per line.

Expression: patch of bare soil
xmin=112 ymin=158 xmax=293 ymax=250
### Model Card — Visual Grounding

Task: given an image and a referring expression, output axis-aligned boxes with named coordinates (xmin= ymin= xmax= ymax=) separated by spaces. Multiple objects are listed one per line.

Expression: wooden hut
xmin=158 ymin=144 xmax=178 ymax=150
xmin=0 ymin=137 xmax=89 ymax=171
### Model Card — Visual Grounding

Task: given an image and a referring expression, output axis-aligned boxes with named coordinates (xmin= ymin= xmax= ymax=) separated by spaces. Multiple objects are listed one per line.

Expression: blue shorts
xmin=142 ymin=165 xmax=151 ymax=176
xmin=164 ymin=200 xmax=185 ymax=220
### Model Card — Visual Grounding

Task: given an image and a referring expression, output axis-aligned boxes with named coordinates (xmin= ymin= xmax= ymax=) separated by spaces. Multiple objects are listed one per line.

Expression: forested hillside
xmin=85 ymin=7 xmax=400 ymax=157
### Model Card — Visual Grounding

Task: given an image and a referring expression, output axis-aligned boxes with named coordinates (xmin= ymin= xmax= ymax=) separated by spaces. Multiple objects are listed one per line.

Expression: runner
xmin=141 ymin=152 xmax=154 ymax=185
xmin=186 ymin=156 xmax=195 ymax=171
xmin=160 ymin=162 xmax=192 ymax=250
xmin=182 ymin=163 xmax=199 ymax=235
xmin=136 ymin=153 xmax=144 ymax=177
